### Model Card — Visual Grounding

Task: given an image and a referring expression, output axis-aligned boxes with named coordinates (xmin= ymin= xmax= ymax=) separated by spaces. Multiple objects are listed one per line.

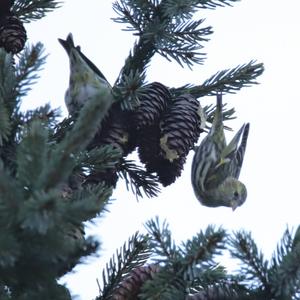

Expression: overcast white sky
xmin=25 ymin=0 xmax=300 ymax=299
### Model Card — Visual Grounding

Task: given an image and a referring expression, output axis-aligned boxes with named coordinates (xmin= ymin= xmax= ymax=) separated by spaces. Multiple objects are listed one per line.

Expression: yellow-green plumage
xmin=58 ymin=33 xmax=111 ymax=115
xmin=191 ymin=94 xmax=249 ymax=210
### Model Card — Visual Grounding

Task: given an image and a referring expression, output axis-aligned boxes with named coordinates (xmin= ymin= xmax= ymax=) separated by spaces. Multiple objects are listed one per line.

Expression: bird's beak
xmin=231 ymin=201 xmax=238 ymax=211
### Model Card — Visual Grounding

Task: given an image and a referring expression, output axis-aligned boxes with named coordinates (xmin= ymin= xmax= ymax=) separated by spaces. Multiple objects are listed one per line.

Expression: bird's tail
xmin=58 ymin=33 xmax=75 ymax=55
xmin=221 ymin=122 xmax=246 ymax=161
xmin=230 ymin=122 xmax=250 ymax=179
xmin=235 ymin=123 xmax=250 ymax=168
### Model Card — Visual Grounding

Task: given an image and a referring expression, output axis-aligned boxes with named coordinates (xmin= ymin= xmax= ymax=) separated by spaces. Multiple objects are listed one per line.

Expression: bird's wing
xmin=76 ymin=47 xmax=111 ymax=86
xmin=192 ymin=136 xmax=218 ymax=191
xmin=232 ymin=122 xmax=250 ymax=178
xmin=220 ymin=123 xmax=246 ymax=161
xmin=205 ymin=123 xmax=250 ymax=185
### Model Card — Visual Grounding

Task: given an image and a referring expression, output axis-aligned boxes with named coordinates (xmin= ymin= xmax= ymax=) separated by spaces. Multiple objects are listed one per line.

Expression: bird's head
xmin=220 ymin=177 xmax=247 ymax=211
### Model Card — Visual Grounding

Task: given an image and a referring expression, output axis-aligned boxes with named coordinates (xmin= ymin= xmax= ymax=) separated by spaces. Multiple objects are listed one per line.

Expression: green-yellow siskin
xmin=58 ymin=33 xmax=111 ymax=115
xmin=191 ymin=94 xmax=249 ymax=210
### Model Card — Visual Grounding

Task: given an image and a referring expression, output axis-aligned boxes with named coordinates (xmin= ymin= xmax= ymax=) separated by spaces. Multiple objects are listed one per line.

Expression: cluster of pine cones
xmin=0 ymin=0 xmax=26 ymax=54
xmin=89 ymin=82 xmax=205 ymax=187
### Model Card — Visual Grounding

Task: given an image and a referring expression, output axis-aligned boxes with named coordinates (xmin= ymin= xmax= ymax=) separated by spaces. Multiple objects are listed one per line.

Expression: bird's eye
xmin=233 ymin=191 xmax=239 ymax=198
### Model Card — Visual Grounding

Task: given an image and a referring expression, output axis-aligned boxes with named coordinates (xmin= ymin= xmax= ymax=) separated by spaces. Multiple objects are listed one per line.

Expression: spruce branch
xmin=118 ymin=159 xmax=161 ymax=199
xmin=112 ymin=0 xmax=159 ymax=35
xmin=113 ymin=70 xmax=147 ymax=110
xmin=186 ymin=282 xmax=244 ymax=300
xmin=180 ymin=227 xmax=228 ymax=294
xmin=15 ymin=119 xmax=49 ymax=190
xmin=113 ymin=0 xmax=217 ymax=101
xmin=203 ymin=102 xmax=236 ymax=132
xmin=229 ymin=230 xmax=270 ymax=290
xmin=113 ymin=0 xmax=158 ymax=88
xmin=97 ymin=232 xmax=151 ymax=300
xmin=67 ymin=183 xmax=113 ymax=223
xmin=161 ymin=0 xmax=240 ymax=13
xmin=18 ymin=188 xmax=62 ymax=234
xmin=181 ymin=226 xmax=226 ymax=275
xmin=0 ymin=160 xmax=23 ymax=221
xmin=18 ymin=103 xmax=61 ymax=130
xmin=140 ymin=270 xmax=187 ymax=300
xmin=39 ymin=88 xmax=113 ymax=191
xmin=203 ymin=102 xmax=236 ymax=125
xmin=270 ymin=227 xmax=294 ymax=271
xmin=268 ymin=226 xmax=300 ymax=298
xmin=172 ymin=61 xmax=264 ymax=97
xmin=0 ymin=49 xmax=15 ymax=144
xmin=50 ymin=116 xmax=74 ymax=143
xmin=15 ymin=42 xmax=48 ymax=100
xmin=142 ymin=220 xmax=229 ymax=299
xmin=0 ymin=230 xmax=20 ymax=268
xmin=0 ymin=105 xmax=11 ymax=146
xmin=79 ymin=145 xmax=122 ymax=174
xmin=157 ymin=19 xmax=212 ymax=68
xmin=145 ymin=217 xmax=178 ymax=262
xmin=12 ymin=0 xmax=62 ymax=23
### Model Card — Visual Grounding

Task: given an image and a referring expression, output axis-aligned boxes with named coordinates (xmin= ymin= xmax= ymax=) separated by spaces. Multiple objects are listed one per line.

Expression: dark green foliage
xmin=112 ymin=0 xmax=213 ymax=86
xmin=171 ymin=60 xmax=264 ymax=98
xmin=0 ymin=26 xmax=116 ymax=299
xmin=0 ymin=49 xmax=15 ymax=145
xmin=228 ymin=226 xmax=300 ymax=299
xmin=96 ymin=233 xmax=151 ymax=300
xmin=118 ymin=159 xmax=161 ymax=198
xmin=12 ymin=0 xmax=62 ymax=23
xmin=96 ymin=221 xmax=300 ymax=300
xmin=15 ymin=42 xmax=47 ymax=99
xmin=113 ymin=69 xmax=147 ymax=111
xmin=139 ymin=218 xmax=229 ymax=299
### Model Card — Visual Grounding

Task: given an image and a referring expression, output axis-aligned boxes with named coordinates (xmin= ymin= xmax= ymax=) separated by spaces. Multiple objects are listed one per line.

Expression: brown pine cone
xmin=90 ymin=105 xmax=136 ymax=156
xmin=111 ymin=264 xmax=160 ymax=300
xmin=160 ymin=94 xmax=205 ymax=162
xmin=0 ymin=14 xmax=27 ymax=53
xmin=133 ymin=82 xmax=170 ymax=129
xmin=137 ymin=124 xmax=161 ymax=173
xmin=153 ymin=154 xmax=187 ymax=187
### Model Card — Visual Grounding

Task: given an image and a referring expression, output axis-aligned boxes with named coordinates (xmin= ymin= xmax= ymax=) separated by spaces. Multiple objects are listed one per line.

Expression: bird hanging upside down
xmin=191 ymin=94 xmax=249 ymax=210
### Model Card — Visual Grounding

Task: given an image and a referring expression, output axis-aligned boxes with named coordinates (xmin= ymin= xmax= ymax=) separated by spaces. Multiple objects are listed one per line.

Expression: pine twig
xmin=12 ymin=0 xmax=62 ymax=23
xmin=97 ymin=233 xmax=151 ymax=300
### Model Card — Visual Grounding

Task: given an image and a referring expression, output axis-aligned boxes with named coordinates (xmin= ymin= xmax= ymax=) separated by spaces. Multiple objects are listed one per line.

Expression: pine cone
xmin=87 ymin=105 xmax=137 ymax=187
xmin=133 ymin=82 xmax=170 ymax=129
xmin=160 ymin=94 xmax=204 ymax=162
xmin=137 ymin=124 xmax=161 ymax=173
xmin=0 ymin=15 xmax=27 ymax=54
xmin=0 ymin=0 xmax=14 ymax=17
xmin=91 ymin=105 xmax=136 ymax=156
xmin=138 ymin=124 xmax=186 ymax=186
xmin=154 ymin=154 xmax=187 ymax=187
xmin=112 ymin=264 xmax=160 ymax=300
xmin=137 ymin=94 xmax=198 ymax=186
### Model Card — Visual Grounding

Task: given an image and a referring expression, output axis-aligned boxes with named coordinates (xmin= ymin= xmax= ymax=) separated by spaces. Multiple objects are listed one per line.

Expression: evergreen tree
xmin=1 ymin=1 xmax=298 ymax=300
